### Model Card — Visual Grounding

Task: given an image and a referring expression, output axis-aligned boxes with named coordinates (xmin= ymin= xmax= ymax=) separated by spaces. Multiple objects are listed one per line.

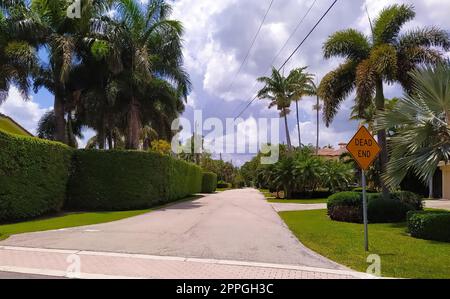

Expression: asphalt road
xmin=0 ymin=189 xmax=344 ymax=270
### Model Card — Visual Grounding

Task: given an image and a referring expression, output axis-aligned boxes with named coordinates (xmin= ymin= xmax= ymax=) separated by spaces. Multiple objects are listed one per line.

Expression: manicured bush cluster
xmin=407 ymin=210 xmax=450 ymax=242
xmin=0 ymin=130 xmax=72 ymax=221
xmin=327 ymin=191 xmax=423 ymax=223
xmin=66 ymin=150 xmax=202 ymax=211
xmin=327 ymin=192 xmax=363 ymax=223
xmin=201 ymin=172 xmax=217 ymax=193
xmin=217 ymin=181 xmax=231 ymax=189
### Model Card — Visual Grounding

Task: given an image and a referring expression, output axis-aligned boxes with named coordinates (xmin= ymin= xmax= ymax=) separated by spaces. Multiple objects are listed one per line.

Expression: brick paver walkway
xmin=0 ymin=246 xmax=372 ymax=279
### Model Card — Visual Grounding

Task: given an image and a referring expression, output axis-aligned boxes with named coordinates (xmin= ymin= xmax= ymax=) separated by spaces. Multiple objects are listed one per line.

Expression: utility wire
xmin=232 ymin=0 xmax=318 ymax=115
xmin=225 ymin=0 xmax=275 ymax=95
xmin=234 ymin=0 xmax=339 ymax=119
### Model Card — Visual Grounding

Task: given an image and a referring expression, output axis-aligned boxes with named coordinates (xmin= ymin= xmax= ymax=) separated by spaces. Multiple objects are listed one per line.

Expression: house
xmin=0 ymin=113 xmax=34 ymax=137
xmin=316 ymin=143 xmax=348 ymax=160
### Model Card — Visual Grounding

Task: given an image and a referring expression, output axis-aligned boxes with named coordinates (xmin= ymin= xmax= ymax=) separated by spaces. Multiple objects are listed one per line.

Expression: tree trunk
xmin=375 ymin=79 xmax=390 ymax=200
xmin=283 ymin=108 xmax=292 ymax=150
xmin=97 ymin=125 xmax=106 ymax=150
xmin=54 ymin=95 xmax=66 ymax=144
xmin=295 ymin=100 xmax=301 ymax=147
xmin=316 ymin=95 xmax=320 ymax=155
xmin=126 ymin=97 xmax=141 ymax=150
xmin=107 ymin=131 xmax=113 ymax=150
xmin=66 ymin=112 xmax=77 ymax=148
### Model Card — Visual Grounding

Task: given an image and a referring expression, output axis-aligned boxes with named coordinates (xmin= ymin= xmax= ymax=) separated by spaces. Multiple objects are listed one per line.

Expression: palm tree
xmin=289 ymin=67 xmax=315 ymax=147
xmin=0 ymin=0 xmax=36 ymax=103
xmin=92 ymin=0 xmax=190 ymax=149
xmin=257 ymin=68 xmax=293 ymax=150
xmin=318 ymin=4 xmax=450 ymax=197
xmin=311 ymin=81 xmax=321 ymax=154
xmin=376 ymin=63 xmax=450 ymax=189
xmin=16 ymin=0 xmax=108 ymax=144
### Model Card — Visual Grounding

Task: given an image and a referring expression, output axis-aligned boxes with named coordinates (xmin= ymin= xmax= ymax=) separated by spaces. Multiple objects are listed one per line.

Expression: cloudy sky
xmin=2 ymin=0 xmax=450 ymax=165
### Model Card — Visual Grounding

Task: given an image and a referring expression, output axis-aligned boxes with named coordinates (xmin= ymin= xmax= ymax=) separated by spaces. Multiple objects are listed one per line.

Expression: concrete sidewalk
xmin=0 ymin=246 xmax=373 ymax=279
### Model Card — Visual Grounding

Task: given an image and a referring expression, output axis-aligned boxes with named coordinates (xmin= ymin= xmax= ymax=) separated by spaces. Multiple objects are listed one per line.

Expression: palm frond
xmin=318 ymin=60 xmax=357 ymax=126
xmin=323 ymin=29 xmax=370 ymax=60
xmin=373 ymin=4 xmax=415 ymax=45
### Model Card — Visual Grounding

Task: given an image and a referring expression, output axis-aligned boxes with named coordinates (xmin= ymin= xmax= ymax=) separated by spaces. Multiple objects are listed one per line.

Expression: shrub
xmin=327 ymin=191 xmax=423 ymax=223
xmin=202 ymin=172 xmax=217 ymax=193
xmin=327 ymin=192 xmax=362 ymax=223
xmin=0 ymin=130 xmax=72 ymax=221
xmin=217 ymin=181 xmax=231 ymax=189
xmin=66 ymin=150 xmax=202 ymax=210
xmin=352 ymin=187 xmax=378 ymax=193
xmin=407 ymin=211 xmax=450 ymax=242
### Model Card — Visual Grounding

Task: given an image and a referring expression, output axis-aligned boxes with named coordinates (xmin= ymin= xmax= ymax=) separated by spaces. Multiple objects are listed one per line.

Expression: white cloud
xmin=0 ymin=86 xmax=50 ymax=135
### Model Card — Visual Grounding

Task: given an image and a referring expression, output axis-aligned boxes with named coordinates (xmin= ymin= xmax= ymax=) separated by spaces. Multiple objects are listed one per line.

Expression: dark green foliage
xmin=407 ymin=211 xmax=450 ymax=242
xmin=327 ymin=192 xmax=362 ymax=223
xmin=0 ymin=130 xmax=72 ymax=221
xmin=201 ymin=172 xmax=217 ymax=193
xmin=327 ymin=191 xmax=423 ymax=223
xmin=66 ymin=150 xmax=202 ymax=211
xmin=217 ymin=181 xmax=231 ymax=189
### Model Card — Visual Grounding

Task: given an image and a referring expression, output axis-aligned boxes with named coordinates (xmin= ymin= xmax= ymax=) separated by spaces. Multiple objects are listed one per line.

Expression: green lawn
xmin=0 ymin=210 xmax=151 ymax=241
xmin=279 ymin=209 xmax=450 ymax=279
xmin=268 ymin=199 xmax=328 ymax=204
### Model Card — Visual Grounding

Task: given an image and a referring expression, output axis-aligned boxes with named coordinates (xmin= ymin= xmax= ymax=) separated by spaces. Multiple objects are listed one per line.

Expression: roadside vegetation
xmin=280 ymin=209 xmax=450 ymax=279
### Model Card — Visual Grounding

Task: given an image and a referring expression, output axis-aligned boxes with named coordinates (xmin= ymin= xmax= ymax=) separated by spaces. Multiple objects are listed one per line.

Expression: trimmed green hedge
xmin=66 ymin=150 xmax=202 ymax=210
xmin=327 ymin=191 xmax=423 ymax=223
xmin=407 ymin=210 xmax=450 ymax=242
xmin=202 ymin=172 xmax=217 ymax=193
xmin=0 ymin=130 xmax=72 ymax=221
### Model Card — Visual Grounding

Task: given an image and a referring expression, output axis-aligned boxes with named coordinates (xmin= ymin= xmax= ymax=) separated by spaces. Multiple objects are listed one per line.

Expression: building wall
xmin=440 ymin=164 xmax=450 ymax=200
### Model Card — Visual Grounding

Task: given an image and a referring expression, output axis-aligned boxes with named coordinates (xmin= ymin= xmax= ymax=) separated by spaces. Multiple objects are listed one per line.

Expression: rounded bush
xmin=217 ymin=181 xmax=231 ymax=189
xmin=327 ymin=191 xmax=423 ymax=223
xmin=202 ymin=172 xmax=217 ymax=193
xmin=407 ymin=211 xmax=450 ymax=242
xmin=327 ymin=192 xmax=362 ymax=223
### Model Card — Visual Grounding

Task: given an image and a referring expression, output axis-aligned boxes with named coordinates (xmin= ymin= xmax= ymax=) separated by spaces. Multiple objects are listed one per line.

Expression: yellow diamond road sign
xmin=346 ymin=126 xmax=381 ymax=170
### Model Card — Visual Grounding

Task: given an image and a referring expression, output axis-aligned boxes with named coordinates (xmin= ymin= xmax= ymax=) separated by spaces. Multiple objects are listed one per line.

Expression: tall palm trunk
xmin=283 ymin=108 xmax=292 ymax=150
xmin=375 ymin=79 xmax=389 ymax=200
xmin=295 ymin=100 xmax=301 ymax=147
xmin=316 ymin=95 xmax=320 ymax=155
xmin=126 ymin=96 xmax=141 ymax=149
xmin=54 ymin=94 xmax=66 ymax=144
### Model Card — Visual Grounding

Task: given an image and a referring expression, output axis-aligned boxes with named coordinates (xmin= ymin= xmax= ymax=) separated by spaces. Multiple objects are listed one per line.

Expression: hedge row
xmin=0 ymin=129 xmax=205 ymax=220
xmin=407 ymin=210 xmax=450 ymax=242
xmin=66 ymin=150 xmax=203 ymax=211
xmin=0 ymin=130 xmax=72 ymax=221
xmin=202 ymin=172 xmax=217 ymax=193
xmin=327 ymin=191 xmax=423 ymax=223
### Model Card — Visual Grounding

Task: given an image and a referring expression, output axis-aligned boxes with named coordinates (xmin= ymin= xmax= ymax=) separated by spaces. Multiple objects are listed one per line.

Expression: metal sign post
xmin=346 ymin=126 xmax=381 ymax=252
xmin=362 ymin=170 xmax=369 ymax=251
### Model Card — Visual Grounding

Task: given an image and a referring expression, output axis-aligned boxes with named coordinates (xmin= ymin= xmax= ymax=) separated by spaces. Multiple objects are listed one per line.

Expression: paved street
xmin=0 ymin=189 xmax=360 ymax=278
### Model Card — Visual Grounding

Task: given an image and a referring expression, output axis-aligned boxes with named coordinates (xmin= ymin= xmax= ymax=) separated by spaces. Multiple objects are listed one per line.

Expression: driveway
xmin=0 ymin=189 xmax=344 ymax=270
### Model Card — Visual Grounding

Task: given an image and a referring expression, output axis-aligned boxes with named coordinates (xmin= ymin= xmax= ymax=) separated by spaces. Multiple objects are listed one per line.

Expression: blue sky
xmin=1 ymin=0 xmax=449 ymax=165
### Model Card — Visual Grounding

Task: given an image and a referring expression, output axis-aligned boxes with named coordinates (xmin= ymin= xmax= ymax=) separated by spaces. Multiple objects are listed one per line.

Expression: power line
xmin=278 ymin=0 xmax=338 ymax=71
xmin=234 ymin=0 xmax=339 ymax=119
xmin=226 ymin=0 xmax=275 ymax=95
xmin=232 ymin=0 xmax=318 ymax=115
